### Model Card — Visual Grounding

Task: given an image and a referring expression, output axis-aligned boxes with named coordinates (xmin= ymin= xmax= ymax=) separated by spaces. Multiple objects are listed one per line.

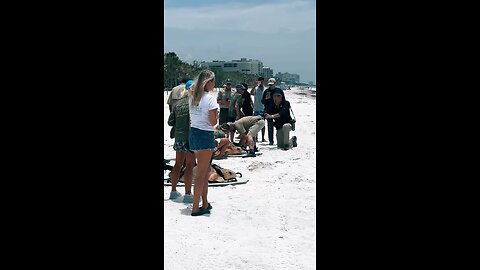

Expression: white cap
xmin=268 ymin=78 xmax=276 ymax=85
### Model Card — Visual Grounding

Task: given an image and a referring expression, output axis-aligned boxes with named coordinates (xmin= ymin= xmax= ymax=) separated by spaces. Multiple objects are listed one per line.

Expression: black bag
xmin=289 ymin=107 xmax=296 ymax=131
xmin=170 ymin=127 xmax=175 ymax=139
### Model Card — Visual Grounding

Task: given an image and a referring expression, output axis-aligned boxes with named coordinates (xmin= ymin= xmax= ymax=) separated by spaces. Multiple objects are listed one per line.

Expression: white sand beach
xmin=164 ymin=88 xmax=316 ymax=270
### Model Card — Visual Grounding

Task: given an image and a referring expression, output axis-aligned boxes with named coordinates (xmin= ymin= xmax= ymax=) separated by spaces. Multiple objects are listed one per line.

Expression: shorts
xmin=253 ymin=110 xmax=264 ymax=116
xmin=189 ymin=127 xmax=216 ymax=151
xmin=248 ymin=119 xmax=266 ymax=137
xmin=173 ymin=141 xmax=192 ymax=153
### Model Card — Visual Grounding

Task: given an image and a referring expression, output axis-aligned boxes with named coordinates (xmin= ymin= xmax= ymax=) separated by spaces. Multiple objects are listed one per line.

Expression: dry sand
xmin=164 ymin=87 xmax=316 ymax=270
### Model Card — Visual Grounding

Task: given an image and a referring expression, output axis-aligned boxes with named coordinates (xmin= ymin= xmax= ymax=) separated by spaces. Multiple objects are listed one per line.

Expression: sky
xmin=164 ymin=0 xmax=316 ymax=84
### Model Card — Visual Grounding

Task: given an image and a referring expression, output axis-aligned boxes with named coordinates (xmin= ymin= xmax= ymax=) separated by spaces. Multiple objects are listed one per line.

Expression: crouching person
xmin=221 ymin=115 xmax=265 ymax=157
xmin=265 ymin=89 xmax=298 ymax=150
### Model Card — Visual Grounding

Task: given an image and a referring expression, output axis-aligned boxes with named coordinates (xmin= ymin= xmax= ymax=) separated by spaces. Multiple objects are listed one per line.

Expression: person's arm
xmin=209 ymin=108 xmax=218 ymax=126
xmin=167 ymin=110 xmax=175 ymax=126
xmin=264 ymin=104 xmax=277 ymax=119
xmin=235 ymin=97 xmax=243 ymax=120
xmin=217 ymin=91 xmax=224 ymax=106
xmin=167 ymin=90 xmax=175 ymax=111
xmin=208 ymin=95 xmax=220 ymax=126
xmin=240 ymin=97 xmax=246 ymax=116
xmin=235 ymin=104 xmax=241 ymax=120
xmin=251 ymin=81 xmax=257 ymax=95
xmin=267 ymin=102 xmax=289 ymax=119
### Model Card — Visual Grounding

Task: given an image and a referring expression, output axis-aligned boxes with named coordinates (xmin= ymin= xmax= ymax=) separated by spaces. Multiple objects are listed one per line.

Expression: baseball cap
xmin=268 ymin=78 xmax=276 ymax=85
xmin=273 ymin=88 xmax=283 ymax=96
xmin=225 ymin=79 xmax=232 ymax=85
xmin=220 ymin=123 xmax=233 ymax=131
xmin=185 ymin=80 xmax=193 ymax=90
xmin=235 ymin=84 xmax=246 ymax=90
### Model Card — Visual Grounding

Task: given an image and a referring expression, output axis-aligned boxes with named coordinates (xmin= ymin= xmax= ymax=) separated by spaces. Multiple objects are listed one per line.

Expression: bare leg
xmin=192 ymin=150 xmax=212 ymax=213
xmin=183 ymin=152 xmax=195 ymax=194
xmin=217 ymin=138 xmax=230 ymax=157
xmin=201 ymin=150 xmax=213 ymax=208
xmin=201 ymin=159 xmax=212 ymax=209
xmin=246 ymin=135 xmax=255 ymax=151
xmin=239 ymin=135 xmax=248 ymax=148
xmin=171 ymin=152 xmax=186 ymax=192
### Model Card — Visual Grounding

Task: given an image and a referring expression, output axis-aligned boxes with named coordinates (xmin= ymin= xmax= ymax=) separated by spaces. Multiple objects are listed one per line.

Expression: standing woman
xmin=188 ymin=70 xmax=219 ymax=216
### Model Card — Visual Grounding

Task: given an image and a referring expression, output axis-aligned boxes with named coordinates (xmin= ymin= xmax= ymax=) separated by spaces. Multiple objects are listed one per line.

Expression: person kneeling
xmin=264 ymin=89 xmax=298 ymax=150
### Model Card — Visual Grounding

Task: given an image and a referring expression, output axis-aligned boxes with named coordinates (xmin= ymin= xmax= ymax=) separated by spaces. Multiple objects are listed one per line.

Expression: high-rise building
xmin=276 ymin=72 xmax=300 ymax=84
xmin=200 ymin=58 xmax=263 ymax=75
xmin=262 ymin=67 xmax=273 ymax=79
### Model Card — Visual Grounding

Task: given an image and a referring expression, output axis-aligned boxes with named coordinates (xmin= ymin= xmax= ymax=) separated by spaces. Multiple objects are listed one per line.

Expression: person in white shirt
xmin=188 ymin=70 xmax=219 ymax=216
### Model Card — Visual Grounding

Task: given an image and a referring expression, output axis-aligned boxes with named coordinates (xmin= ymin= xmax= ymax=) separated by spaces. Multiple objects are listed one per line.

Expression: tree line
xmin=164 ymin=52 xmax=269 ymax=90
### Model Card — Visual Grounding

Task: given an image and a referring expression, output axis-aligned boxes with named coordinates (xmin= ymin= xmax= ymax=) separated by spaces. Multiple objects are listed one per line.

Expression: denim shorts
xmin=253 ymin=110 xmax=265 ymax=116
xmin=189 ymin=127 xmax=216 ymax=151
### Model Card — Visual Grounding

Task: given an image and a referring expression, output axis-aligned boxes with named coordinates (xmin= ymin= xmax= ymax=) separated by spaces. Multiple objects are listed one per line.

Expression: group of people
xmin=166 ymin=70 xmax=297 ymax=216
xmin=216 ymin=76 xmax=298 ymax=152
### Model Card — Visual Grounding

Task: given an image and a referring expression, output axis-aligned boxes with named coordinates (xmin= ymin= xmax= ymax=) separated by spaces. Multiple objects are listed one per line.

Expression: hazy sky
xmin=164 ymin=0 xmax=316 ymax=84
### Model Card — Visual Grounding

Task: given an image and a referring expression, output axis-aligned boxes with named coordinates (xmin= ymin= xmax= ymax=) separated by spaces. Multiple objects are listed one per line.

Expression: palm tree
xmin=164 ymin=52 xmax=182 ymax=88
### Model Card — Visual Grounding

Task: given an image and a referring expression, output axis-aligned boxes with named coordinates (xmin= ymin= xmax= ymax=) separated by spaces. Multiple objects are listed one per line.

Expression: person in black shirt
xmin=265 ymin=89 xmax=297 ymax=150
xmin=240 ymin=82 xmax=253 ymax=117
xmin=261 ymin=78 xmax=285 ymax=145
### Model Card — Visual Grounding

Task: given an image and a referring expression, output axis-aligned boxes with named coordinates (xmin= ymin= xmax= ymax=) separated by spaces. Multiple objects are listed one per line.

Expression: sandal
xmin=191 ymin=207 xmax=210 ymax=216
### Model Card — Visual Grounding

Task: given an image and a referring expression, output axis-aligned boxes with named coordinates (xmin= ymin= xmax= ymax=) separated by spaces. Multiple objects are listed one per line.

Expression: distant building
xmin=276 ymin=72 xmax=300 ymax=84
xmin=308 ymin=81 xmax=314 ymax=85
xmin=200 ymin=58 xmax=263 ymax=75
xmin=262 ymin=67 xmax=273 ymax=79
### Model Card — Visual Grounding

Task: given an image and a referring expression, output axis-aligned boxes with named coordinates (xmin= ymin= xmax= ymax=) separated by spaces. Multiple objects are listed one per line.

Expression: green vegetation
xmin=164 ymin=52 xmax=275 ymax=89
xmin=164 ymin=52 xmax=203 ymax=89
